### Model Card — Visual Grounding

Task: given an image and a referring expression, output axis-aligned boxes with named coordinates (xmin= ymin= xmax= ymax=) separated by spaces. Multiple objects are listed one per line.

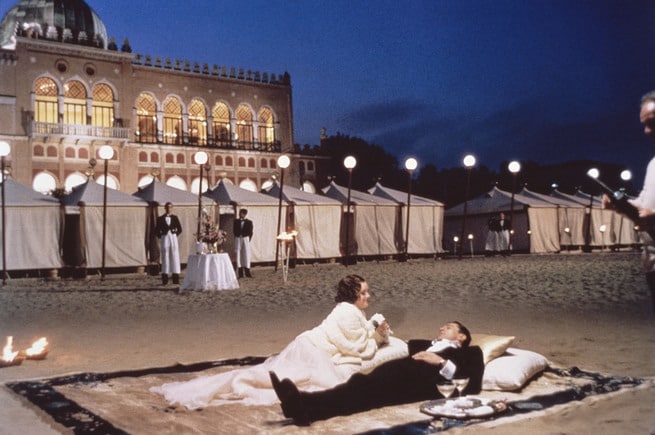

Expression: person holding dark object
xmin=604 ymin=91 xmax=655 ymax=312
xmin=155 ymin=202 xmax=182 ymax=285
xmin=270 ymin=321 xmax=484 ymax=424
xmin=233 ymin=208 xmax=253 ymax=278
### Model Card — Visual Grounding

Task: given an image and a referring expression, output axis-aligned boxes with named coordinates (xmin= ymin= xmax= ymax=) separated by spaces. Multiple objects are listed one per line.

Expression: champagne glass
xmin=453 ymin=377 xmax=469 ymax=397
xmin=436 ymin=381 xmax=456 ymax=399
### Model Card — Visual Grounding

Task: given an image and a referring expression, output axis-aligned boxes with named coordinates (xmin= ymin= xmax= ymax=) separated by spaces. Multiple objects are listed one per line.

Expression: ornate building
xmin=0 ymin=0 xmax=323 ymax=195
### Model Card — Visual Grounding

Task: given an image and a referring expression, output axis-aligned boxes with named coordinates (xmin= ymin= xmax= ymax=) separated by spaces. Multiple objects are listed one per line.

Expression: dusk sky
xmin=4 ymin=0 xmax=655 ymax=185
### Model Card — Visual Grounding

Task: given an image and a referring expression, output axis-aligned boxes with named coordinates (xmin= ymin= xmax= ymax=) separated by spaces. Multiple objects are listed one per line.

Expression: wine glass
xmin=453 ymin=377 xmax=470 ymax=397
xmin=436 ymin=381 xmax=456 ymax=399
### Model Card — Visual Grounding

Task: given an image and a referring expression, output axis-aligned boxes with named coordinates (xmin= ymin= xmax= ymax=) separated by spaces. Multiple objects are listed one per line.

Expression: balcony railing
xmin=135 ymin=133 xmax=281 ymax=153
xmin=31 ymin=122 xmax=130 ymax=139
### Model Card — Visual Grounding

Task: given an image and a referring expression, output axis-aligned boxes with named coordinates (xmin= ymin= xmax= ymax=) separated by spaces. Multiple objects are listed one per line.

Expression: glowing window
xmin=163 ymin=96 xmax=182 ymax=144
xmin=188 ymin=99 xmax=207 ymax=145
xmin=34 ymin=77 xmax=58 ymax=123
xmin=136 ymin=93 xmax=157 ymax=143
xmin=235 ymin=104 xmax=253 ymax=145
xmin=92 ymin=83 xmax=114 ymax=127
xmin=63 ymin=80 xmax=87 ymax=125
xmin=257 ymin=107 xmax=275 ymax=143
xmin=212 ymin=102 xmax=231 ymax=146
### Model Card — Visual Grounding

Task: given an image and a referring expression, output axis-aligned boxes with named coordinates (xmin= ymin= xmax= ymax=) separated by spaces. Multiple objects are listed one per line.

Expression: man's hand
xmin=601 ymin=194 xmax=615 ymax=210
xmin=412 ymin=351 xmax=444 ymax=366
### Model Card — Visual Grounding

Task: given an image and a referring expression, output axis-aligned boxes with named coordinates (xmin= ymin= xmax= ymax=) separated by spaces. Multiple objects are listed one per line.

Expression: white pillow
xmin=360 ymin=336 xmax=409 ymax=374
xmin=482 ymin=347 xmax=549 ymax=391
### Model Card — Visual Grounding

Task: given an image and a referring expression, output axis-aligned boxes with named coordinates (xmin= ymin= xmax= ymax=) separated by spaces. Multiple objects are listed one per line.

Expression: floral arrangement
xmin=198 ymin=209 xmax=227 ymax=245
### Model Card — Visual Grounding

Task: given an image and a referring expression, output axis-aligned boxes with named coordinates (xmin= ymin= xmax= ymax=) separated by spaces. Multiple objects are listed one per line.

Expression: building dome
xmin=0 ymin=0 xmax=108 ymax=50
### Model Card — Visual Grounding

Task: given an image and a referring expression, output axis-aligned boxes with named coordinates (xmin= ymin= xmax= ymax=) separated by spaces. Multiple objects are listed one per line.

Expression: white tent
xmin=263 ymin=182 xmax=342 ymax=260
xmin=61 ymin=179 xmax=148 ymax=269
xmin=519 ymin=187 xmax=587 ymax=248
xmin=133 ymin=178 xmax=214 ymax=265
xmin=571 ymin=190 xmax=639 ymax=248
xmin=322 ymin=181 xmax=401 ymax=257
xmin=0 ymin=178 xmax=63 ymax=271
xmin=204 ymin=180 xmax=284 ymax=263
xmin=368 ymin=182 xmax=444 ymax=254
xmin=444 ymin=186 xmax=560 ymax=254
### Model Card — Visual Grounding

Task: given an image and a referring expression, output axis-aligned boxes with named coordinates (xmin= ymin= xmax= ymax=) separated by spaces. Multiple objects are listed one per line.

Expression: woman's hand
xmin=375 ymin=320 xmax=391 ymax=337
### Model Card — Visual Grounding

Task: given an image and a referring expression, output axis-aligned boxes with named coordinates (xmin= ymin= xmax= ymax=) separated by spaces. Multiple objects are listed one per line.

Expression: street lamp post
xmin=98 ymin=145 xmax=114 ymax=281
xmin=0 ymin=141 xmax=10 ymax=285
xmin=508 ymin=161 xmax=521 ymax=255
xmin=401 ymin=157 xmax=418 ymax=262
xmin=274 ymin=155 xmax=290 ymax=271
xmin=194 ymin=151 xmax=209 ymax=242
xmin=459 ymin=155 xmax=476 ymax=259
xmin=343 ymin=156 xmax=357 ymax=266
xmin=584 ymin=168 xmax=599 ymax=253
xmin=616 ymin=169 xmax=632 ymax=248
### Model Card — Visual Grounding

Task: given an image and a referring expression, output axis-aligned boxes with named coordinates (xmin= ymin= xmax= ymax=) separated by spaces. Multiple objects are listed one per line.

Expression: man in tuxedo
xmin=605 ymin=91 xmax=655 ymax=312
xmin=155 ymin=202 xmax=182 ymax=285
xmin=233 ymin=208 xmax=254 ymax=278
xmin=270 ymin=321 xmax=484 ymax=424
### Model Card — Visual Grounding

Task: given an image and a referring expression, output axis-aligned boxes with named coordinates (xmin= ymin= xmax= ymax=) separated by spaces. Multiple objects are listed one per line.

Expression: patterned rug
xmin=4 ymin=359 xmax=646 ymax=435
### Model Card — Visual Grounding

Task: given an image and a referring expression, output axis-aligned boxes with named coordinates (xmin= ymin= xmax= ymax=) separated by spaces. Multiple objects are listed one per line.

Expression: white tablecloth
xmin=181 ymin=253 xmax=239 ymax=291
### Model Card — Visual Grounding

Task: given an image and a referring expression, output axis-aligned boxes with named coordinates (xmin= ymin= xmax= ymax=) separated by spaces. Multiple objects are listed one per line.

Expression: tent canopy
xmin=0 ymin=178 xmax=63 ymax=270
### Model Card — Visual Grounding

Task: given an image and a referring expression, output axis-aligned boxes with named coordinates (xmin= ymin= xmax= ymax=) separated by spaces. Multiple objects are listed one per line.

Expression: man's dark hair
xmin=452 ymin=320 xmax=472 ymax=347
xmin=239 ymin=208 xmax=248 ymax=215
xmin=641 ymin=91 xmax=655 ymax=105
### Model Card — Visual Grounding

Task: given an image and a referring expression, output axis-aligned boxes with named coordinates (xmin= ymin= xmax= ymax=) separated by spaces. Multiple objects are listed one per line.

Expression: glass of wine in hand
xmin=436 ymin=381 xmax=456 ymax=399
xmin=453 ymin=377 xmax=470 ymax=397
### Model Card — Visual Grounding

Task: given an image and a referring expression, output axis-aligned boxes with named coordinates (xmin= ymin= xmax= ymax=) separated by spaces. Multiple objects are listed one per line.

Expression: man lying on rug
xmin=270 ymin=320 xmax=484 ymax=424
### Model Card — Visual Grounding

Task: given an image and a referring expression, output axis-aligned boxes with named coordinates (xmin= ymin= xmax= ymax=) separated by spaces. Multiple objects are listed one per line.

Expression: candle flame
xmin=25 ymin=337 xmax=48 ymax=356
xmin=2 ymin=336 xmax=19 ymax=362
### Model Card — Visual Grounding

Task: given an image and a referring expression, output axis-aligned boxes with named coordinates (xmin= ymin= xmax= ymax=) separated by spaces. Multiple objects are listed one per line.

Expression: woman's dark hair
xmin=334 ymin=274 xmax=366 ymax=303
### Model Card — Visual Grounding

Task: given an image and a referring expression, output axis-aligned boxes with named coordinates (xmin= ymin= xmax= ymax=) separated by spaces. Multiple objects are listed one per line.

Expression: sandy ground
xmin=0 ymin=251 xmax=654 ymax=434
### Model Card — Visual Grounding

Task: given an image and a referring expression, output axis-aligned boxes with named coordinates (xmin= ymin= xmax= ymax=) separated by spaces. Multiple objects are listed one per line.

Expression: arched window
xmin=34 ymin=77 xmax=58 ymax=123
xmin=176 ymin=153 xmax=185 ymax=164
xmin=47 ymin=146 xmax=57 ymax=157
xmin=238 ymin=157 xmax=246 ymax=167
xmin=32 ymin=172 xmax=57 ymax=194
xmin=135 ymin=93 xmax=157 ymax=143
xmin=261 ymin=158 xmax=268 ymax=168
xmin=163 ymin=96 xmax=182 ymax=144
xmin=79 ymin=148 xmax=88 ymax=159
xmin=65 ymin=147 xmax=75 ymax=158
xmin=165 ymin=153 xmax=174 ymax=164
xmin=248 ymin=157 xmax=255 ymax=168
xmin=212 ymin=102 xmax=231 ymax=147
xmin=138 ymin=151 xmax=148 ymax=162
xmin=215 ymin=155 xmax=223 ymax=166
xmin=166 ymin=175 xmax=187 ymax=191
xmin=188 ymin=99 xmax=207 ymax=145
xmin=257 ymin=107 xmax=275 ymax=144
xmin=92 ymin=83 xmax=114 ymax=127
xmin=33 ymin=144 xmax=44 ymax=156
xmin=239 ymin=179 xmax=257 ymax=192
xmin=150 ymin=152 xmax=159 ymax=163
xmin=235 ymin=104 xmax=253 ymax=147
xmin=65 ymin=172 xmax=87 ymax=192
xmin=63 ymin=80 xmax=87 ymax=125
xmin=302 ymin=180 xmax=316 ymax=194
xmin=225 ymin=156 xmax=233 ymax=166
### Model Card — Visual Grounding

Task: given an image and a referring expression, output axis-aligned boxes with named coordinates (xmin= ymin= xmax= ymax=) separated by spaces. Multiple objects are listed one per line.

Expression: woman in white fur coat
xmin=151 ymin=275 xmax=392 ymax=409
